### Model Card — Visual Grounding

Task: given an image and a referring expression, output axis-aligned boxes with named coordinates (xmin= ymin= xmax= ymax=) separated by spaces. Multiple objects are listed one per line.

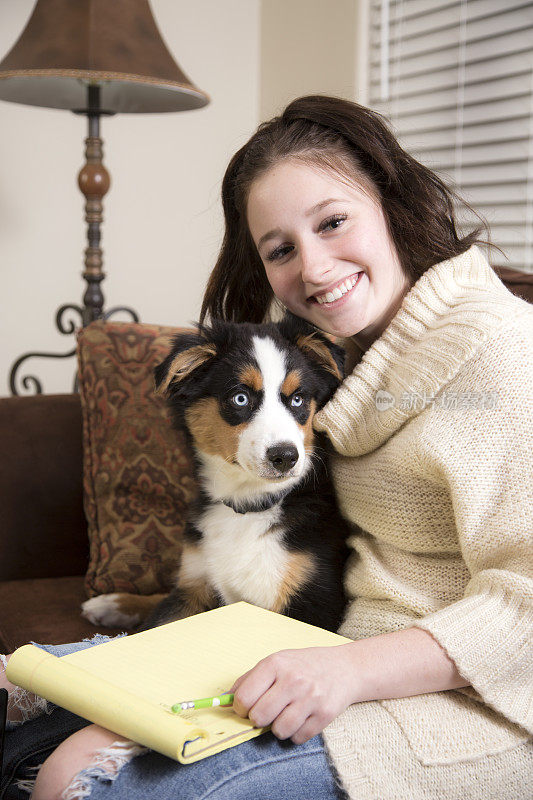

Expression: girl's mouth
xmin=309 ymin=272 xmax=362 ymax=306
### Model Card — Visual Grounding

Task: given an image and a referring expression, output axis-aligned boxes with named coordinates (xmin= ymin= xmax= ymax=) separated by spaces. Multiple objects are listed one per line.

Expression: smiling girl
xmin=247 ymin=160 xmax=409 ymax=344
xmin=2 ymin=95 xmax=532 ymax=800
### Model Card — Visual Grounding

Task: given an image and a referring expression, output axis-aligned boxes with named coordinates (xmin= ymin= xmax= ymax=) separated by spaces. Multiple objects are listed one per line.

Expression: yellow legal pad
xmin=7 ymin=602 xmax=351 ymax=763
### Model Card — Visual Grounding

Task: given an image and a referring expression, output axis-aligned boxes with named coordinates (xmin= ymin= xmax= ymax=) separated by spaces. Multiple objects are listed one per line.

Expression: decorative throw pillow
xmin=77 ymin=320 xmax=196 ymax=598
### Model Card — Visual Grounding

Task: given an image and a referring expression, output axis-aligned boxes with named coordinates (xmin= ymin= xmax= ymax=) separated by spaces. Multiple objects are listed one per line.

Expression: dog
xmin=82 ymin=315 xmax=351 ymax=634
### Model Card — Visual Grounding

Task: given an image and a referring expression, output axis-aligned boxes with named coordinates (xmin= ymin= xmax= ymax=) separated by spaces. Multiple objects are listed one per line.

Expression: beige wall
xmin=0 ymin=0 xmax=261 ymax=395
xmin=1 ymin=0 xmax=366 ymax=396
xmin=260 ymin=0 xmax=363 ymax=120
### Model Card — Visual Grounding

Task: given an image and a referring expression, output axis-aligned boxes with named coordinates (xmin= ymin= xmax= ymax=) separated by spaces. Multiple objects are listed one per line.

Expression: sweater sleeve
xmin=414 ymin=317 xmax=533 ymax=734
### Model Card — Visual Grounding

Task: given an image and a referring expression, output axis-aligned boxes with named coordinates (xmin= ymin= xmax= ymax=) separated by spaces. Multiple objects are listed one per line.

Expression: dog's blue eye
xmin=291 ymin=394 xmax=303 ymax=407
xmin=232 ymin=392 xmax=249 ymax=407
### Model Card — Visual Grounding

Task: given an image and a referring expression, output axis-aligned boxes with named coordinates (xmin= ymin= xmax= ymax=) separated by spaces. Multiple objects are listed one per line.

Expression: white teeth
xmin=315 ymin=274 xmax=360 ymax=305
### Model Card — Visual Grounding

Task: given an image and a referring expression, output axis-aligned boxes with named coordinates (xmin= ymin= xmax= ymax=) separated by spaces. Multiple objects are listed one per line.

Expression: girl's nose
xmin=299 ymin=242 xmax=332 ymax=285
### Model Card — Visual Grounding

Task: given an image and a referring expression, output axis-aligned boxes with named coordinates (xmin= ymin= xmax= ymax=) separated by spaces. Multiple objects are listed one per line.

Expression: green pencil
xmin=171 ymin=692 xmax=235 ymax=714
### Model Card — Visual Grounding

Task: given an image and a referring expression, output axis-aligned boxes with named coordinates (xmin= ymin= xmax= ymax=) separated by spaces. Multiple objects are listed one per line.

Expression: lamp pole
xmin=78 ymin=83 xmax=110 ymax=325
xmin=9 ymin=84 xmax=139 ymax=395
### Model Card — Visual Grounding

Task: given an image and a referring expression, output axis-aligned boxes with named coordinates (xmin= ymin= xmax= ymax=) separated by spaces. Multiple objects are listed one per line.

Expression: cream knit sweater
xmin=313 ymin=246 xmax=533 ymax=799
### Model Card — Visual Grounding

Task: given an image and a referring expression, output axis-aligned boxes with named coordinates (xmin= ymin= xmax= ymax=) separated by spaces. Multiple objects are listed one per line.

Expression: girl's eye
xmin=232 ymin=392 xmax=249 ymax=407
xmin=264 ymin=215 xmax=347 ymax=262
xmin=320 ymin=213 xmax=347 ymax=232
xmin=266 ymin=244 xmax=293 ymax=262
xmin=291 ymin=394 xmax=303 ymax=408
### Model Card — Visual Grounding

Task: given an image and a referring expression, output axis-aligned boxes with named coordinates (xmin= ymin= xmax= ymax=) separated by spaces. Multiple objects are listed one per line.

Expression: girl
xmin=2 ymin=95 xmax=532 ymax=800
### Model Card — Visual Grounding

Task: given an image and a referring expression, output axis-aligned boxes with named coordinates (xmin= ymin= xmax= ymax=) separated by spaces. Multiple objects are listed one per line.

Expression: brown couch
xmin=0 ymin=393 xmax=124 ymax=652
xmin=1 ymin=265 xmax=532 ymax=654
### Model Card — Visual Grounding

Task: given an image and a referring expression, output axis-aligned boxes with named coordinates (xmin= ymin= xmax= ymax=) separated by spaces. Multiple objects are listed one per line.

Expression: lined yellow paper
xmin=7 ymin=602 xmax=351 ymax=763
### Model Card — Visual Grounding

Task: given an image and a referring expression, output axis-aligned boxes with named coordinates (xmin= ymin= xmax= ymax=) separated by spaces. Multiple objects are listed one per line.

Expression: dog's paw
xmin=81 ymin=594 xmax=141 ymax=629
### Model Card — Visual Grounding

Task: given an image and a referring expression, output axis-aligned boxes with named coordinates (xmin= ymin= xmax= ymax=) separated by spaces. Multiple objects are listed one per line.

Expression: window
xmin=368 ymin=0 xmax=533 ymax=272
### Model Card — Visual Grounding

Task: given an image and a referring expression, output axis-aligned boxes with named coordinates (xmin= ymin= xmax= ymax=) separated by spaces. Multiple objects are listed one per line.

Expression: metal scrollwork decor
xmin=9 ymin=304 xmax=139 ymax=396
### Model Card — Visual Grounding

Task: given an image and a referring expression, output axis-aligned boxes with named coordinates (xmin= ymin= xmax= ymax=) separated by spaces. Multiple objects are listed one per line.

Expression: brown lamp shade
xmin=0 ymin=0 xmax=209 ymax=113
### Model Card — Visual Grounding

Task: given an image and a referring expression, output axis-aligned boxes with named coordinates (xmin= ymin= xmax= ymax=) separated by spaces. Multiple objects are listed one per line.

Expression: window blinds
xmin=368 ymin=0 xmax=533 ymax=272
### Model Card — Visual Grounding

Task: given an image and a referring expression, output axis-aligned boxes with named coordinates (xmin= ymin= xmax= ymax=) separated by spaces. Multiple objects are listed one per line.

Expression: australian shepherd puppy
xmin=82 ymin=315 xmax=351 ymax=633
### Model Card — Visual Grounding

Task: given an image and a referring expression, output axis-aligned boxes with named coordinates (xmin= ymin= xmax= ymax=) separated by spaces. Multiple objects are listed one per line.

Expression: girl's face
xmin=246 ymin=159 xmax=410 ymax=344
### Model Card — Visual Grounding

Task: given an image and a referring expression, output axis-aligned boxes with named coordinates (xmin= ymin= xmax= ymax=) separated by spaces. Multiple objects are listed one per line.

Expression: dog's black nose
xmin=266 ymin=443 xmax=299 ymax=473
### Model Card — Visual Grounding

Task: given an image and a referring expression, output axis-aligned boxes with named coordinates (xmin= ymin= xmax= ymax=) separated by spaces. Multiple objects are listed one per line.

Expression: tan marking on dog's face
xmin=296 ymin=334 xmax=342 ymax=381
xmin=272 ymin=551 xmax=316 ymax=613
xmin=185 ymin=397 xmax=243 ymax=462
xmin=157 ymin=343 xmax=217 ymax=394
xmin=302 ymin=398 xmax=317 ymax=453
xmin=239 ymin=365 xmax=263 ymax=393
xmin=281 ymin=369 xmax=302 ymax=398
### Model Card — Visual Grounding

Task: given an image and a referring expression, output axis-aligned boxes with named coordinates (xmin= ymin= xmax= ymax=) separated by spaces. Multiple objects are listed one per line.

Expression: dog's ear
xmin=279 ymin=313 xmax=345 ymax=383
xmin=154 ymin=330 xmax=217 ymax=395
xmin=295 ymin=331 xmax=344 ymax=382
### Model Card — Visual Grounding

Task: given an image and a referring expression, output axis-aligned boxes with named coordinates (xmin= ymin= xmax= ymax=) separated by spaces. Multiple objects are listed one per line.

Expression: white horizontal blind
xmin=368 ymin=0 xmax=533 ymax=272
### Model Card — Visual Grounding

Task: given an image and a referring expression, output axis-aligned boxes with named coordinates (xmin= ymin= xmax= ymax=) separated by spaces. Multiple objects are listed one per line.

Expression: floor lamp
xmin=0 ymin=0 xmax=209 ymax=395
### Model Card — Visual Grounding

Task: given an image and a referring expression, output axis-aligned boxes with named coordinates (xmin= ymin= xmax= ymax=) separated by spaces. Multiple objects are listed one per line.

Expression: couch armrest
xmin=496 ymin=265 xmax=533 ymax=304
xmin=0 ymin=394 xmax=88 ymax=581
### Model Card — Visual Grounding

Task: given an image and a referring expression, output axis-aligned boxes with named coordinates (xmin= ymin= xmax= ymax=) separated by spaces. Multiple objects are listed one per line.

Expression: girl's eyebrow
xmin=257 ymin=198 xmax=346 ymax=251
xmin=257 ymin=227 xmax=282 ymax=251
xmin=305 ymin=198 xmax=345 ymax=217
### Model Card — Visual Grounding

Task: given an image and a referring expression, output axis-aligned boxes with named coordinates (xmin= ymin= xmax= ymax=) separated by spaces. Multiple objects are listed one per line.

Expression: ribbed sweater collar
xmin=313 ymin=246 xmax=511 ymax=456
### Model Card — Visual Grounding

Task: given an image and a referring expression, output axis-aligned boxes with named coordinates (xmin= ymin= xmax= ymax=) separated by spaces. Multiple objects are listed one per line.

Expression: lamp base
xmin=9 ymin=302 xmax=139 ymax=395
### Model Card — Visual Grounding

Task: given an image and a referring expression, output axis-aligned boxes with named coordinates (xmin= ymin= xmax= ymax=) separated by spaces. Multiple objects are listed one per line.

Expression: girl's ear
xmin=278 ymin=312 xmax=345 ymax=383
xmin=154 ymin=330 xmax=217 ymax=395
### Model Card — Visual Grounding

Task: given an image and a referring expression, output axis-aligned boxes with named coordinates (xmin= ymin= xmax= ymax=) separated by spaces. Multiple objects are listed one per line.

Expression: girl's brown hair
xmin=201 ymin=95 xmax=486 ymax=324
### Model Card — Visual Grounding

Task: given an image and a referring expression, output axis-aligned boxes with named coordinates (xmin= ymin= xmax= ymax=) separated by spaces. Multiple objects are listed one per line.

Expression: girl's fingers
xmin=231 ymin=661 xmax=276 ymax=717
xmin=289 ymin=714 xmax=324 ymax=745
xmin=246 ymin=681 xmax=294 ymax=729
xmin=231 ymin=648 xmax=346 ymax=740
xmin=269 ymin=702 xmax=311 ymax=741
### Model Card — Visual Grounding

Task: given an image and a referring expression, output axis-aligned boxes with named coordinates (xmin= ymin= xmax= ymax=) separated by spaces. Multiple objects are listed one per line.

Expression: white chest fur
xmin=194 ymin=503 xmax=290 ymax=609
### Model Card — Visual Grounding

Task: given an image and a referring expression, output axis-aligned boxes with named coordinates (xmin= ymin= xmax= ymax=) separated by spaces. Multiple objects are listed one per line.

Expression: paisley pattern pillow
xmin=77 ymin=320 xmax=196 ymax=597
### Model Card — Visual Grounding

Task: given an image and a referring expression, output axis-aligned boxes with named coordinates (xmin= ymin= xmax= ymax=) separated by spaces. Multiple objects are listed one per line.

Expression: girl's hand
xmin=230 ymin=628 xmax=469 ymax=746
xmin=229 ymin=645 xmax=356 ymax=744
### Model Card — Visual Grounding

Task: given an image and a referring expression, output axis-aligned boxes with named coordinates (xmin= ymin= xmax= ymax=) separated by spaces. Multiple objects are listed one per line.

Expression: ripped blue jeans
xmin=1 ymin=636 xmax=346 ymax=800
